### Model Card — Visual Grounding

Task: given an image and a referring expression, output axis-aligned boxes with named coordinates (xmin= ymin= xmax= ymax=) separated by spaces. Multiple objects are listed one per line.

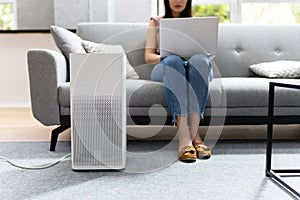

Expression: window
xmin=242 ymin=2 xmax=300 ymax=24
xmin=193 ymin=4 xmax=230 ymax=23
xmin=192 ymin=0 xmax=231 ymax=23
xmin=158 ymin=0 xmax=300 ymax=24
xmin=0 ymin=0 xmax=15 ymax=30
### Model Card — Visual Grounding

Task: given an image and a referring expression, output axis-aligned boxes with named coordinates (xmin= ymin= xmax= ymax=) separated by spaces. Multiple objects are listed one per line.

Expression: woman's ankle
xmin=192 ymin=133 xmax=203 ymax=144
xmin=178 ymin=130 xmax=192 ymax=150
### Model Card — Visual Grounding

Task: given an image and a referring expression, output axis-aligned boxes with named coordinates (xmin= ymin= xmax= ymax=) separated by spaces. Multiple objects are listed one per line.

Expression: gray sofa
xmin=27 ymin=23 xmax=300 ymax=151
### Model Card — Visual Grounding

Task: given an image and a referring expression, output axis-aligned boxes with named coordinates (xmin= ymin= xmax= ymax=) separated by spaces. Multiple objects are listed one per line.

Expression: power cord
xmin=0 ymin=153 xmax=71 ymax=170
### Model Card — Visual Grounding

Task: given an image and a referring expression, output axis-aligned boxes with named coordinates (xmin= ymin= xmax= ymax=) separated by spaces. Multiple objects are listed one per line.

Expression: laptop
xmin=160 ymin=17 xmax=218 ymax=59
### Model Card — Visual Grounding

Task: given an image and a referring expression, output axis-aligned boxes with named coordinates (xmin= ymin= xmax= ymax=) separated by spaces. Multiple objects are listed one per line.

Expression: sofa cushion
xmin=58 ymin=82 xmax=70 ymax=107
xmin=58 ymin=78 xmax=300 ymax=117
xmin=58 ymin=80 xmax=167 ymax=108
xmin=77 ymin=23 xmax=148 ymax=66
xmin=126 ymin=80 xmax=166 ymax=107
xmin=81 ymin=40 xmax=139 ymax=79
xmin=220 ymin=77 xmax=300 ymax=107
xmin=50 ymin=25 xmax=86 ymax=61
xmin=58 ymin=79 xmax=223 ymax=108
xmin=249 ymin=60 xmax=300 ymax=78
xmin=126 ymin=79 xmax=223 ymax=108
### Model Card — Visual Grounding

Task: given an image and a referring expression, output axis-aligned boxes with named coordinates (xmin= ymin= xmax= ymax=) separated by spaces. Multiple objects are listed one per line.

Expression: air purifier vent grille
xmin=72 ymin=95 xmax=125 ymax=169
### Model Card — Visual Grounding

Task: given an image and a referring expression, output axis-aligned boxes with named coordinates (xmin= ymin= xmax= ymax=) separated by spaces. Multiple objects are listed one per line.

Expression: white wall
xmin=115 ymin=0 xmax=156 ymax=22
xmin=54 ymin=0 xmax=108 ymax=28
xmin=17 ymin=0 xmax=155 ymax=29
xmin=16 ymin=0 xmax=54 ymax=29
xmin=0 ymin=33 xmax=58 ymax=107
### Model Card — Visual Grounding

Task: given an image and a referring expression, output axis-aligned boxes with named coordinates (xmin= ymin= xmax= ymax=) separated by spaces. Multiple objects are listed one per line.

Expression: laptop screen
xmin=160 ymin=17 xmax=218 ymax=59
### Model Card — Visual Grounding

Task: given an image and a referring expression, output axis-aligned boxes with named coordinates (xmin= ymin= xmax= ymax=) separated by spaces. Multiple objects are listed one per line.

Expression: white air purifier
xmin=70 ymin=53 xmax=126 ymax=170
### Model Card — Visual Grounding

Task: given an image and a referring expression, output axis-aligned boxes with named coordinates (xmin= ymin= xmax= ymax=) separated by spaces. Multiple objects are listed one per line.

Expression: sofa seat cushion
xmin=58 ymin=82 xmax=70 ymax=107
xmin=220 ymin=77 xmax=300 ymax=107
xmin=58 ymin=79 xmax=223 ymax=108
xmin=126 ymin=79 xmax=223 ymax=107
xmin=58 ymin=78 xmax=300 ymax=114
xmin=126 ymin=79 xmax=165 ymax=107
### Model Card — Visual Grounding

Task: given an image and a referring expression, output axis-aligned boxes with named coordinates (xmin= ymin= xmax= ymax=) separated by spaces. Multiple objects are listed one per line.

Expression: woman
xmin=145 ymin=0 xmax=213 ymax=162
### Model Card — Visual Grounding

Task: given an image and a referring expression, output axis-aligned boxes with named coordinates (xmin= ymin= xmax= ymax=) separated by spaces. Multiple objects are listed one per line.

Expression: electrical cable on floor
xmin=0 ymin=153 xmax=71 ymax=170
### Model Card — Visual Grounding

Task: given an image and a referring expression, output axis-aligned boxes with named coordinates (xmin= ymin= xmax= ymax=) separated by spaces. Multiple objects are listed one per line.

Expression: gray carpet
xmin=0 ymin=140 xmax=300 ymax=200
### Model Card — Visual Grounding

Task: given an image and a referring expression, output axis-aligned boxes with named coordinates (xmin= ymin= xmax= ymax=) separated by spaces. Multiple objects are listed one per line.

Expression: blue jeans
xmin=151 ymin=54 xmax=213 ymax=123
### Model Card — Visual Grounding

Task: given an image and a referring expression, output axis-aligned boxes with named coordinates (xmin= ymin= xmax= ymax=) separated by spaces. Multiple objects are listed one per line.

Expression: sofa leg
xmin=50 ymin=125 xmax=70 ymax=151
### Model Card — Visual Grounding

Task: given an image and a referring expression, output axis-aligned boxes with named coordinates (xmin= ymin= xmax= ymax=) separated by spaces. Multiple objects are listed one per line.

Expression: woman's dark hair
xmin=163 ymin=0 xmax=192 ymax=18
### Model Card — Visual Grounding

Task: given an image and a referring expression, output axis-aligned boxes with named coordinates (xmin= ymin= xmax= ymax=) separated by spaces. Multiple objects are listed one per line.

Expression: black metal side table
xmin=266 ymin=82 xmax=300 ymax=198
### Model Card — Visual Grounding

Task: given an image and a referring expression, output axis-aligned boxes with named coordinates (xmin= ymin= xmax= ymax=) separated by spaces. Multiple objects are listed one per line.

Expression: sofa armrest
xmin=27 ymin=49 xmax=67 ymax=126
